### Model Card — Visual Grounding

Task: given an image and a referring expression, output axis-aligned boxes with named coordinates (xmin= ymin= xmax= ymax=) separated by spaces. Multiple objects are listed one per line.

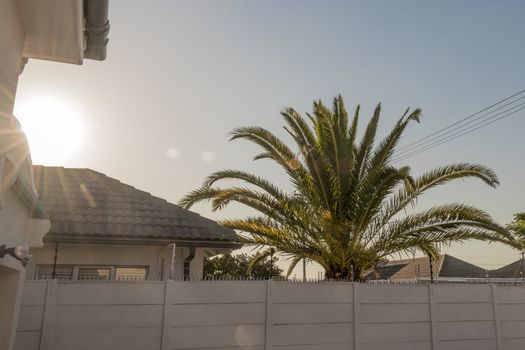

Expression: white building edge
xmin=0 ymin=1 xmax=109 ymax=349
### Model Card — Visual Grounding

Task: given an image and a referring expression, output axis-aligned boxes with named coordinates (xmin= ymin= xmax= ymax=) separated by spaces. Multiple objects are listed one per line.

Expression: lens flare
xmin=14 ymin=95 xmax=86 ymax=165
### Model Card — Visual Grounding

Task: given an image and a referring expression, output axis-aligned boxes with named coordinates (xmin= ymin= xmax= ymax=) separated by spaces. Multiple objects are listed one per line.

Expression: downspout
xmin=428 ymin=254 xmax=434 ymax=283
xmin=84 ymin=0 xmax=110 ymax=60
xmin=51 ymin=243 xmax=59 ymax=279
xmin=183 ymin=247 xmax=196 ymax=280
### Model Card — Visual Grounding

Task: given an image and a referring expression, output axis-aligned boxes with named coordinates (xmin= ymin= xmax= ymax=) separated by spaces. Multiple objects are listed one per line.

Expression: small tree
xmin=504 ymin=213 xmax=525 ymax=250
xmin=203 ymin=253 xmax=283 ymax=279
xmin=508 ymin=213 xmax=525 ymax=236
xmin=498 ymin=213 xmax=525 ymax=280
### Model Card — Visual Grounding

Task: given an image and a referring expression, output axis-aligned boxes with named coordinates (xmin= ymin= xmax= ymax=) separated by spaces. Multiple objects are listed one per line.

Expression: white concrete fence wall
xmin=15 ymin=280 xmax=525 ymax=350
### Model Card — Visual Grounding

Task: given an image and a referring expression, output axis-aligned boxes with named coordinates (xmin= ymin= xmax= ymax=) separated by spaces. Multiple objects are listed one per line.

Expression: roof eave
xmin=43 ymin=233 xmax=241 ymax=249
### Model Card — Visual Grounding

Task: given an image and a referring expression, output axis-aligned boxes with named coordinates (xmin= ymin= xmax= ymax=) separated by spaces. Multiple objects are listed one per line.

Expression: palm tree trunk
xmin=428 ymin=254 xmax=434 ymax=283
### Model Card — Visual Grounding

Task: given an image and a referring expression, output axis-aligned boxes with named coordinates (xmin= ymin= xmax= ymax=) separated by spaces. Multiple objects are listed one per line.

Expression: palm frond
xmin=203 ymin=170 xmax=286 ymax=200
xmin=381 ymin=163 xmax=499 ymax=225
xmin=285 ymin=255 xmax=305 ymax=278
xmin=178 ymin=187 xmax=222 ymax=209
xmin=181 ymin=96 xmax=504 ymax=280
xmin=246 ymin=249 xmax=272 ymax=275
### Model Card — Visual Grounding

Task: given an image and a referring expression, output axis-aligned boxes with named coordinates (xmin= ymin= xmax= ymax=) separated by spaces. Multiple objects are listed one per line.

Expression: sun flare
xmin=14 ymin=96 xmax=86 ymax=165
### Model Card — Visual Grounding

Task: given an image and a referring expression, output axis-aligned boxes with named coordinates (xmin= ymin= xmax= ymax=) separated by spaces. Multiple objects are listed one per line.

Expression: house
xmin=27 ymin=166 xmax=238 ymax=281
xmin=363 ymin=254 xmax=490 ymax=281
xmin=0 ymin=1 xmax=110 ymax=348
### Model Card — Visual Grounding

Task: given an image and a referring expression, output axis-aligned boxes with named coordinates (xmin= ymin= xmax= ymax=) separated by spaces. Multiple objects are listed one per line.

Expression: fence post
xmin=353 ymin=283 xmax=360 ymax=350
xmin=39 ymin=279 xmax=57 ymax=350
xmin=428 ymin=284 xmax=439 ymax=350
xmin=265 ymin=280 xmax=273 ymax=350
xmin=491 ymin=284 xmax=502 ymax=350
xmin=161 ymin=280 xmax=174 ymax=350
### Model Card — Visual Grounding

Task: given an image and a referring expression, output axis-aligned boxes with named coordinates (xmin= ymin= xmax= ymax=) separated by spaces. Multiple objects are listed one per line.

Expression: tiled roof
xmin=363 ymin=254 xmax=488 ymax=280
xmin=491 ymin=260 xmax=525 ymax=278
xmin=438 ymin=254 xmax=488 ymax=278
xmin=368 ymin=263 xmax=408 ymax=280
xmin=363 ymin=256 xmax=443 ymax=280
xmin=32 ymin=166 xmax=237 ymax=246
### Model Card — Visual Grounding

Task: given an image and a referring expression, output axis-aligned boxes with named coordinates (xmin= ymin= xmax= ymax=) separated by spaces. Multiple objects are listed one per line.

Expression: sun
xmin=14 ymin=96 xmax=86 ymax=165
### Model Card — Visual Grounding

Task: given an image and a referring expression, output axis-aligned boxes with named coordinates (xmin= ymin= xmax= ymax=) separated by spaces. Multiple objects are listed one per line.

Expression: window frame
xmin=114 ymin=266 xmax=149 ymax=281
xmin=36 ymin=264 xmax=75 ymax=280
xmin=35 ymin=264 xmax=149 ymax=281
xmin=76 ymin=266 xmax=113 ymax=281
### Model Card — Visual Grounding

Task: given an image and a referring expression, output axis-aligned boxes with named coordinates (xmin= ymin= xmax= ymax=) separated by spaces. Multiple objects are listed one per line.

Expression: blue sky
xmin=14 ymin=1 xmax=525 ymax=275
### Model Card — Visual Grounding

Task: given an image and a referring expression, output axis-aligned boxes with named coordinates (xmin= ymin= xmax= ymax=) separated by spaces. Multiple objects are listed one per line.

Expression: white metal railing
xmin=28 ymin=275 xmax=525 ymax=285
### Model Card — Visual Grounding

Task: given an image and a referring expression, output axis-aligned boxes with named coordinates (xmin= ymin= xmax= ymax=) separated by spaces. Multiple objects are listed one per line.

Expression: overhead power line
xmin=393 ymin=105 xmax=525 ymax=163
xmin=392 ymin=89 xmax=525 ymax=162
xmin=396 ymin=89 xmax=525 ymax=153
xmin=395 ymin=93 xmax=525 ymax=157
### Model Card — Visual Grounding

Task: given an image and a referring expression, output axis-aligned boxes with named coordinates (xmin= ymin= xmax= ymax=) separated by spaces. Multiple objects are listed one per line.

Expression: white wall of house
xmin=0 ymin=2 xmax=31 ymax=342
xmin=0 ymin=185 xmax=49 ymax=350
xmin=0 ymin=191 xmax=32 ymax=263
xmin=1 ymin=1 xmax=99 ymax=349
xmin=15 ymin=280 xmax=525 ymax=350
xmin=0 ymin=0 xmax=25 ymax=127
xmin=0 ymin=266 xmax=26 ymax=350
xmin=0 ymin=190 xmax=31 ymax=350
xmin=27 ymin=243 xmax=208 ymax=281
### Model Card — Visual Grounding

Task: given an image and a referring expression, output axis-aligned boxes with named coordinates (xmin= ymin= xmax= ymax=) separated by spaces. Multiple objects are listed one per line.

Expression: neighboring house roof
xmin=364 ymin=256 xmax=442 ymax=280
xmin=32 ymin=166 xmax=237 ymax=247
xmin=363 ymin=254 xmax=488 ymax=280
xmin=369 ymin=263 xmax=409 ymax=280
xmin=438 ymin=254 xmax=488 ymax=278
xmin=491 ymin=260 xmax=525 ymax=278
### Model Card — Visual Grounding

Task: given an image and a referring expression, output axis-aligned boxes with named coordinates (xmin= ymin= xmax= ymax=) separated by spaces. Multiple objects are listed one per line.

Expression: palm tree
xmin=180 ymin=96 xmax=510 ymax=279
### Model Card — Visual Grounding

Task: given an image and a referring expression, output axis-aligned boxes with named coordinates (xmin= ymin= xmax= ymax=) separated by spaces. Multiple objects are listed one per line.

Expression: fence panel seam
xmin=265 ymin=280 xmax=273 ymax=350
xmin=161 ymin=280 xmax=173 ymax=350
xmin=491 ymin=284 xmax=502 ymax=350
xmin=353 ymin=283 xmax=360 ymax=350
xmin=428 ymin=284 xmax=439 ymax=350
xmin=39 ymin=279 xmax=57 ymax=350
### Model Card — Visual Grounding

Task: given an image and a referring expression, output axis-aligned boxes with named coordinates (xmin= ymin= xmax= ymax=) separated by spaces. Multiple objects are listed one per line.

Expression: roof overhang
xmin=20 ymin=0 xmax=109 ymax=64
xmin=0 ymin=126 xmax=39 ymax=212
xmin=43 ymin=233 xmax=241 ymax=249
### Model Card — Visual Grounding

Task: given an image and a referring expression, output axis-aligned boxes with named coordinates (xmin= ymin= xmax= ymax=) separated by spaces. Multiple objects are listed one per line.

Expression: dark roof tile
xmin=492 ymin=260 xmax=525 ymax=278
xmin=439 ymin=254 xmax=488 ymax=278
xmin=363 ymin=254 xmax=488 ymax=280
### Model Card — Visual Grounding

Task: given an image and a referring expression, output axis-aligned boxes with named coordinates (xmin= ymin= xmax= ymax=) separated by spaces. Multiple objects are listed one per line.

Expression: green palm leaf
xmin=180 ymin=96 xmax=509 ymax=280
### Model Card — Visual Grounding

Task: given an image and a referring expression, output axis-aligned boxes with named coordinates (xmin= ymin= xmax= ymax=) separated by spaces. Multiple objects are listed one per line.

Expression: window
xmin=77 ymin=267 xmax=111 ymax=280
xmin=115 ymin=267 xmax=147 ymax=281
xmin=35 ymin=264 xmax=148 ymax=281
xmin=37 ymin=265 xmax=74 ymax=280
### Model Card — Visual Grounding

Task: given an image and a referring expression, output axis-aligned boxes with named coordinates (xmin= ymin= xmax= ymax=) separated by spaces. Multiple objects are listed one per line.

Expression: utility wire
xmin=394 ymin=105 xmax=525 ymax=162
xmin=393 ymin=104 xmax=525 ymax=162
xmin=392 ymin=106 xmax=525 ymax=162
xmin=395 ymin=93 xmax=525 ymax=158
xmin=394 ymin=102 xmax=525 ymax=161
xmin=392 ymin=89 xmax=525 ymax=162
xmin=396 ymin=89 xmax=525 ymax=154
